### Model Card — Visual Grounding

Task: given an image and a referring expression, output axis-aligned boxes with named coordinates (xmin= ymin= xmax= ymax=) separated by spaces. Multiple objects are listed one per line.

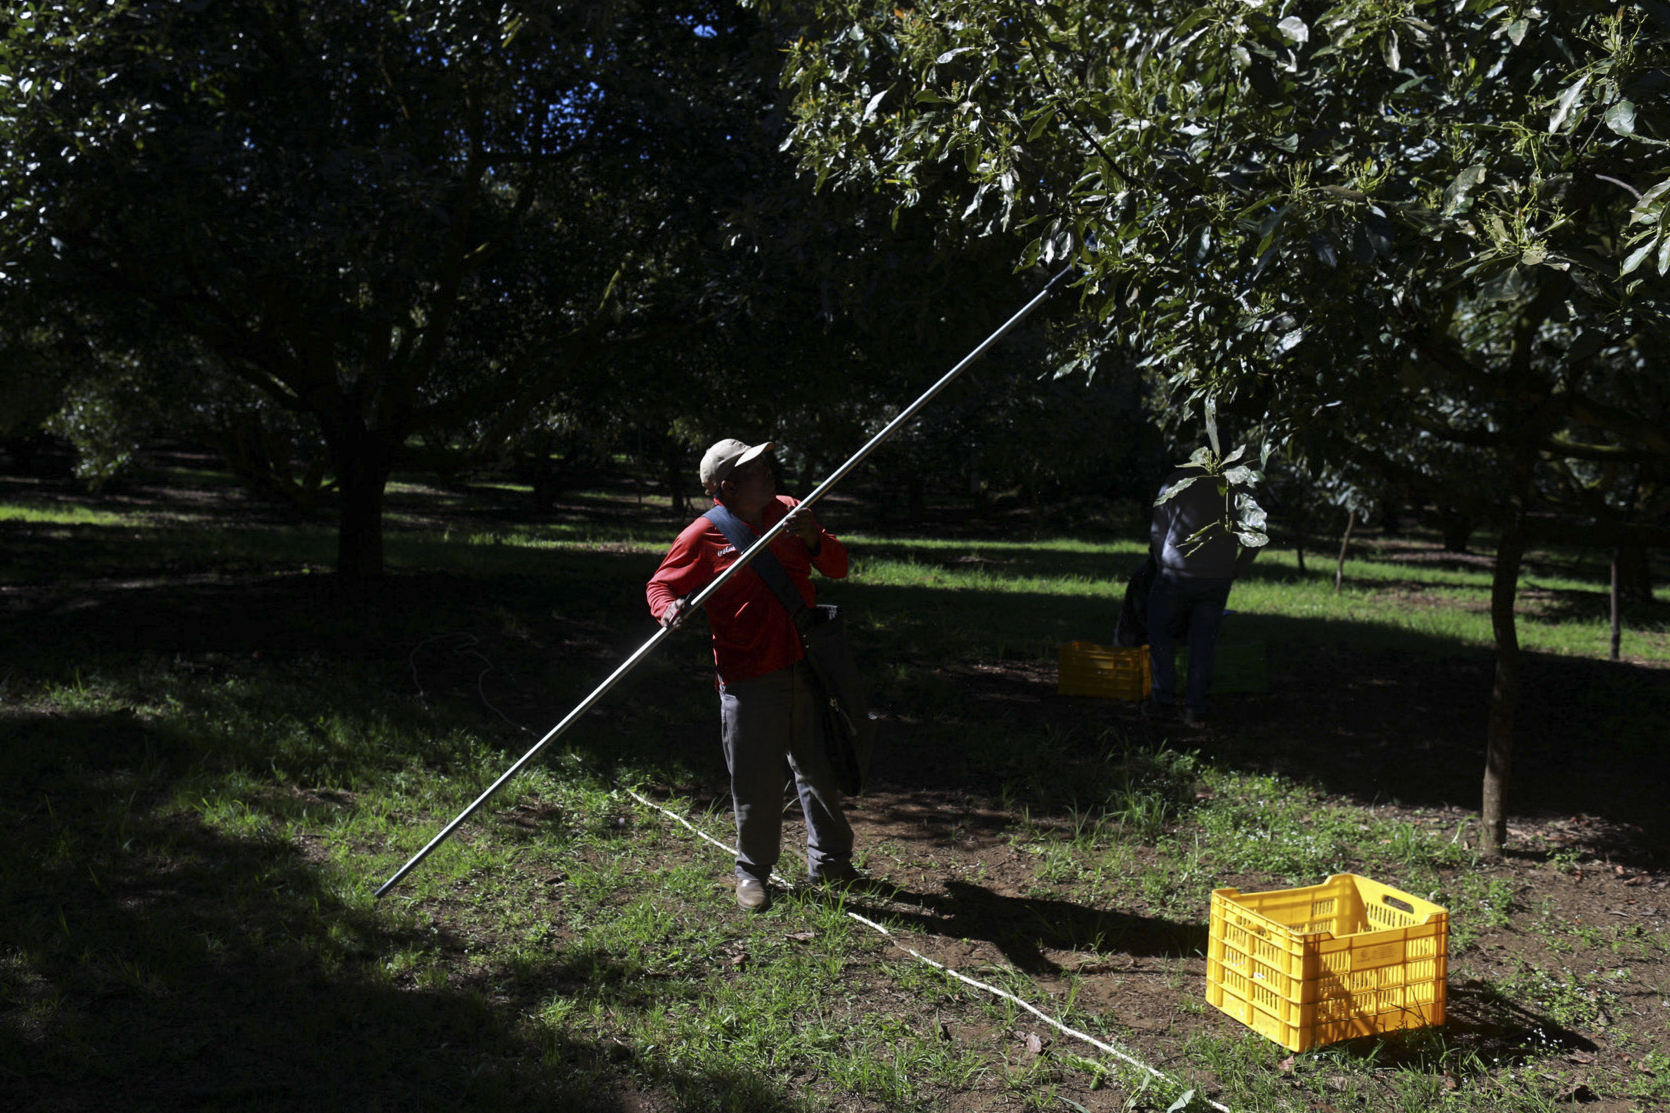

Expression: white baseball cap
xmin=699 ymin=439 xmax=774 ymax=494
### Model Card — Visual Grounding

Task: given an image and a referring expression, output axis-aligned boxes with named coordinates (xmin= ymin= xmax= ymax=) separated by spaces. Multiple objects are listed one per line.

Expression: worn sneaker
xmin=736 ymin=877 xmax=770 ymax=912
xmin=1182 ymin=708 xmax=1207 ymax=727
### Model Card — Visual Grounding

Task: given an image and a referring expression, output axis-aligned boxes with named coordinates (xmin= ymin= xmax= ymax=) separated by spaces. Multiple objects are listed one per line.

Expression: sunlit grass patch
xmin=0 ymin=502 xmax=126 ymax=525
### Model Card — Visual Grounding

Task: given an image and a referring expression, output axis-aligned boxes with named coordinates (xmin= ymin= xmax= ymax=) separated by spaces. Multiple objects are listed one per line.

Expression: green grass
xmin=0 ymin=501 xmax=127 ymax=525
xmin=2 ymin=473 xmax=1666 ymax=1111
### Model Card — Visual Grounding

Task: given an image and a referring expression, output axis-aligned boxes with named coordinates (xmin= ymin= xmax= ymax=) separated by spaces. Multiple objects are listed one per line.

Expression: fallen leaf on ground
xmin=1277 ymin=1056 xmax=1296 ymax=1074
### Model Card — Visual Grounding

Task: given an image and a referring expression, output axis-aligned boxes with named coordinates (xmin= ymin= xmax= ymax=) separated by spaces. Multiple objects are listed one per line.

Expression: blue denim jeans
xmin=1147 ymin=570 xmax=1234 ymax=717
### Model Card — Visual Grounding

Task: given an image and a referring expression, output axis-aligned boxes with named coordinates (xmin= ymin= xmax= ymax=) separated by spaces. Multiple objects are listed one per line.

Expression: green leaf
xmin=1027 ymin=109 xmax=1054 ymax=141
xmin=863 ymin=87 xmax=889 ymax=121
xmin=1154 ymin=474 xmax=1205 ymax=505
xmin=1277 ymin=16 xmax=1309 ymax=43
xmin=914 ymin=89 xmax=945 ymax=104
xmin=1166 ymin=1090 xmax=1197 ymax=1113
xmin=1382 ymin=30 xmax=1400 ymax=71
xmin=1630 ymin=179 xmax=1670 ymax=225
xmin=1187 ymin=224 xmax=1212 ymax=263
xmin=1019 ymin=235 xmax=1043 ymax=269
xmin=1205 ymin=397 xmax=1220 ymax=456
xmin=1616 ymin=235 xmax=1656 ymax=272
xmin=1256 ymin=204 xmax=1290 ymax=256
xmin=1174 ymin=6 xmax=1215 ymax=37
xmin=1604 ymin=99 xmax=1637 ymax=136
xmin=1441 ymin=165 xmax=1486 ymax=217
xmin=1309 ymin=231 xmax=1339 ymax=267
xmin=1223 ymin=465 xmax=1259 ymax=486
xmin=1548 ymin=74 xmax=1588 ymax=134
xmin=1507 ymin=18 xmax=1529 ymax=45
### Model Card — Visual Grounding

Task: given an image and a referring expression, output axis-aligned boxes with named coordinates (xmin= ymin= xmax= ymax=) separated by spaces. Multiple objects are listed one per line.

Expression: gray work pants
xmin=719 ymin=660 xmax=853 ymax=883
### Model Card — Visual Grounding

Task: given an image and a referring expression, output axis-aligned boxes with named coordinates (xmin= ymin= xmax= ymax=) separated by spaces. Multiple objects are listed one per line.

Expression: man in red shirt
xmin=647 ymin=439 xmax=856 ymax=911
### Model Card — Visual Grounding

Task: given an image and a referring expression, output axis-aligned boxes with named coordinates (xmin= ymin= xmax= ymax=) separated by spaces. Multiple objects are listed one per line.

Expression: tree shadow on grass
xmin=841 ymin=581 xmax=1670 ymax=867
xmin=0 ymin=717 xmax=800 ymax=1113
xmin=6 ymin=543 xmax=1667 ymax=867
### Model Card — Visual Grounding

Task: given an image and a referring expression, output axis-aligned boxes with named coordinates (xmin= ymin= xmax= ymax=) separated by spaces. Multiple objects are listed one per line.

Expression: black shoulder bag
xmin=703 ymin=504 xmax=874 ymax=795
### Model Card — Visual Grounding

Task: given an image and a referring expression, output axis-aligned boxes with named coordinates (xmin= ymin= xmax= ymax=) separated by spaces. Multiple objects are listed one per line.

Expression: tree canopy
xmin=1 ymin=0 xmax=798 ymax=574
xmin=775 ymin=0 xmax=1669 ymax=503
xmin=772 ymin=0 xmax=1670 ymax=849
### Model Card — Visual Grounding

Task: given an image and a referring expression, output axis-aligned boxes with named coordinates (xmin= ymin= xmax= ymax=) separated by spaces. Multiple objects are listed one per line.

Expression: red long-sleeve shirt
xmin=646 ymin=495 xmax=848 ymax=685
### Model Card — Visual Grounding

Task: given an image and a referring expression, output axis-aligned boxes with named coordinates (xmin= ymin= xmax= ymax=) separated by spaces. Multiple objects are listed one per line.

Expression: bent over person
xmin=646 ymin=439 xmax=857 ymax=912
xmin=1146 ymin=463 xmax=1258 ymax=727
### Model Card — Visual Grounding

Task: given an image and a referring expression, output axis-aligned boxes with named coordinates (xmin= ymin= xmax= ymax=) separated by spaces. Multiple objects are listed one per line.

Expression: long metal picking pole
xmin=373 ymin=266 xmax=1072 ymax=899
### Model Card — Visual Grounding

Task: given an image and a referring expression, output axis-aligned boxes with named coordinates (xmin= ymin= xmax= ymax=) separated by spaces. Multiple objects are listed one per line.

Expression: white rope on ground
xmin=621 ymin=786 xmax=1234 ymax=1113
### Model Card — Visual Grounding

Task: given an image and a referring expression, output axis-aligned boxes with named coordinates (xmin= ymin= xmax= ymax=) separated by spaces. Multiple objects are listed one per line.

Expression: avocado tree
xmin=770 ymin=0 xmax=1670 ymax=850
xmin=0 ymin=0 xmax=791 ymax=576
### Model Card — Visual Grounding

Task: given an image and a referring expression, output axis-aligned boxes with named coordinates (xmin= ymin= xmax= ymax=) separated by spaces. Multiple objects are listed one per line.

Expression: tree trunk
xmin=332 ymin=430 xmax=393 ymax=579
xmin=1610 ymin=546 xmax=1622 ymax=662
xmin=907 ymin=474 xmax=926 ymax=523
xmin=1437 ymin=508 xmax=1474 ymax=553
xmin=1480 ymin=526 xmax=1525 ymax=856
xmin=663 ymin=449 xmax=687 ymax=517
xmin=1616 ymin=544 xmax=1653 ymax=606
xmin=1334 ymin=510 xmax=1355 ymax=594
xmin=1379 ymin=497 xmax=1402 ymax=536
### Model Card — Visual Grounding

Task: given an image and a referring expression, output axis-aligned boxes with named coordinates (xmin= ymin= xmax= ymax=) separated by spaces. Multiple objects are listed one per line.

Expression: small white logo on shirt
xmin=717 ymin=544 xmax=738 ymax=558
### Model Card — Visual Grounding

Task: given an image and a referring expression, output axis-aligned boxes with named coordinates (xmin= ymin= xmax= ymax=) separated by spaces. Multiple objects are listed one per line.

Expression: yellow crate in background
xmin=1056 ymin=642 xmax=1151 ymax=700
xmin=1207 ymin=874 xmax=1448 ymax=1052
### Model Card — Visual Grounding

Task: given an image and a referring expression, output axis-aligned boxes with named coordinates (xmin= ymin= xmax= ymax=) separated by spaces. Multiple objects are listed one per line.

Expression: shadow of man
xmin=844 ymin=878 xmax=1209 ymax=974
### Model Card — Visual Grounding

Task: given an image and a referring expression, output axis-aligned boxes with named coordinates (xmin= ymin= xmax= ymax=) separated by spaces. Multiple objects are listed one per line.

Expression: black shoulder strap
xmin=702 ymin=504 xmax=806 ymax=622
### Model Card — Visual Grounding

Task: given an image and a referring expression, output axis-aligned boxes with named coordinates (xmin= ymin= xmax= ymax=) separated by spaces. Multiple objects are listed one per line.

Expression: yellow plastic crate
xmin=1206 ymin=874 xmax=1448 ymax=1052
xmin=1057 ymin=642 xmax=1151 ymax=700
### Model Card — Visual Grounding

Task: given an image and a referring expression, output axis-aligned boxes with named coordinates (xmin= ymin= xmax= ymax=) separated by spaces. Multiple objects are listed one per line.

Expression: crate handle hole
xmin=1382 ymin=895 xmax=1415 ymax=914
